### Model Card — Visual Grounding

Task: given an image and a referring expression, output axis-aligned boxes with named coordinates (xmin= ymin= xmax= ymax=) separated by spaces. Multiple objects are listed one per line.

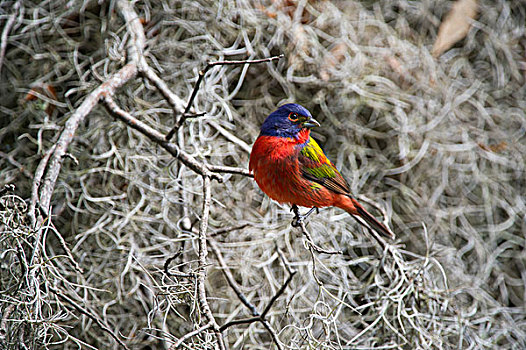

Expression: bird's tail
xmin=338 ymin=196 xmax=395 ymax=239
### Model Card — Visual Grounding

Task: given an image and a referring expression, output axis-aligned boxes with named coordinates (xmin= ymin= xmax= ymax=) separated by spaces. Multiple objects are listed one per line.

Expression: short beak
xmin=303 ymin=117 xmax=321 ymax=128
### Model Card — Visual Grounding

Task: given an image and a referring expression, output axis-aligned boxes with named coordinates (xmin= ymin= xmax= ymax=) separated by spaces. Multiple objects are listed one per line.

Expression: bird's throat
xmin=295 ymin=128 xmax=310 ymax=144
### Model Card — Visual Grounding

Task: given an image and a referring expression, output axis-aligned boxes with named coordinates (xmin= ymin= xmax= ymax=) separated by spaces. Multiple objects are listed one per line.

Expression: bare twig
xmin=219 ymin=269 xmax=296 ymax=332
xmin=36 ymin=0 xmax=148 ymax=214
xmin=208 ymin=238 xmax=259 ymax=316
xmin=169 ymin=322 xmax=214 ymax=350
xmin=37 ymin=63 xmax=139 ymax=213
xmin=196 ymin=175 xmax=225 ymax=350
xmin=297 ymin=221 xmax=343 ymax=255
xmin=102 ymin=96 xmax=222 ymax=182
xmin=209 ymin=223 xmax=250 ymax=237
xmin=164 ymin=248 xmax=195 ymax=278
xmin=165 ymin=54 xmax=284 ymax=140
xmin=0 ymin=151 xmax=33 ymax=179
xmin=29 ymin=144 xmax=56 ymax=226
xmin=207 ymin=164 xmax=253 ymax=178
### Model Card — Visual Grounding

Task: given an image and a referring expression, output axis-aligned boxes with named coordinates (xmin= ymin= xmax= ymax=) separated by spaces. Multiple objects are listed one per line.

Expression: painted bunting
xmin=249 ymin=103 xmax=394 ymax=239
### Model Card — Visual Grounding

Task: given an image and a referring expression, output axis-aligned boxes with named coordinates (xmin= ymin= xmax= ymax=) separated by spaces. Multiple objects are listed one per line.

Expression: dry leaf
xmin=432 ymin=0 xmax=479 ymax=57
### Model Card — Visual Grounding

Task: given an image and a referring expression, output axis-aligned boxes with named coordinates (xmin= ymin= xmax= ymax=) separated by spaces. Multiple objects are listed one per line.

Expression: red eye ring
xmin=288 ymin=112 xmax=299 ymax=122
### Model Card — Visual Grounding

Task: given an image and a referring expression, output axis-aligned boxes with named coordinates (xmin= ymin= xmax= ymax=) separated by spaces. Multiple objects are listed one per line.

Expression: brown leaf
xmin=432 ymin=0 xmax=479 ymax=57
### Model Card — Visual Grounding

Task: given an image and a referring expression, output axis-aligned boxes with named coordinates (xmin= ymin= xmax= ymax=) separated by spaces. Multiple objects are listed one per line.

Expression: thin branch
xmin=209 ymin=223 xmax=249 ymax=237
xmin=218 ymin=315 xmax=261 ymax=331
xmin=207 ymin=231 xmax=295 ymax=350
xmin=118 ymin=0 xmax=146 ymax=65
xmin=276 ymin=246 xmax=293 ymax=275
xmin=164 ymin=248 xmax=195 ymax=278
xmin=36 ymin=0 xmax=148 ymax=214
xmin=219 ymin=269 xmax=296 ymax=332
xmin=29 ymin=144 xmax=56 ymax=227
xmin=37 ymin=63 xmax=139 ymax=213
xmin=261 ymin=270 xmax=296 ymax=319
xmin=196 ymin=175 xmax=225 ymax=350
xmin=165 ymin=54 xmax=284 ymax=140
xmin=297 ymin=222 xmax=342 ymax=255
xmin=0 ymin=151 xmax=33 ymax=179
xmin=207 ymin=164 xmax=253 ymax=178
xmin=169 ymin=322 xmax=214 ymax=350
xmin=102 ymin=96 xmax=222 ymax=182
xmin=196 ymin=175 xmax=213 ymax=318
xmin=208 ymin=238 xmax=259 ymax=316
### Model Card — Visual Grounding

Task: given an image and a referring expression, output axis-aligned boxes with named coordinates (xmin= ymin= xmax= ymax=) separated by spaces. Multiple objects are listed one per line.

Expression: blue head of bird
xmin=260 ymin=103 xmax=320 ymax=138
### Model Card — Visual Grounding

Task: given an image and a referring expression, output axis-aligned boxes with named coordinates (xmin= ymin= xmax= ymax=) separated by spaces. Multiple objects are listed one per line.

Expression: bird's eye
xmin=288 ymin=112 xmax=299 ymax=122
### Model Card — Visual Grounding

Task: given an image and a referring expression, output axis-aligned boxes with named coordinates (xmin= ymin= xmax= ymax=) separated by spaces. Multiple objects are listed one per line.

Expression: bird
xmin=249 ymin=103 xmax=394 ymax=239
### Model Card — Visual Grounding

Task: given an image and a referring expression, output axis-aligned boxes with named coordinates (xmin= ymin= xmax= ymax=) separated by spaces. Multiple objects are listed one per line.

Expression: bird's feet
xmin=291 ymin=205 xmax=319 ymax=227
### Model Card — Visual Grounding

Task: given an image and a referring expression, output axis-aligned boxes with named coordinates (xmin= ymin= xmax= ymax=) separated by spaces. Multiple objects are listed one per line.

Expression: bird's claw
xmin=291 ymin=216 xmax=303 ymax=228
xmin=290 ymin=206 xmax=318 ymax=228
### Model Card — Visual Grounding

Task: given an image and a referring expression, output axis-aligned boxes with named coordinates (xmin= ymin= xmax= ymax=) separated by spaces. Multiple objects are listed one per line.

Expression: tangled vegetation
xmin=0 ymin=0 xmax=525 ymax=349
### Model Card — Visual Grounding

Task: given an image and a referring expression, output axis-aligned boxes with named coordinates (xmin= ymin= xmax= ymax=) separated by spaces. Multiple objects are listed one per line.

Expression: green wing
xmin=299 ymin=137 xmax=351 ymax=195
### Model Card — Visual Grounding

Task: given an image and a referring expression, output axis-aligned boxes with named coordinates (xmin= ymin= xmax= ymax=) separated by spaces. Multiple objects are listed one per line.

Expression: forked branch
xmin=165 ymin=54 xmax=283 ymax=140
